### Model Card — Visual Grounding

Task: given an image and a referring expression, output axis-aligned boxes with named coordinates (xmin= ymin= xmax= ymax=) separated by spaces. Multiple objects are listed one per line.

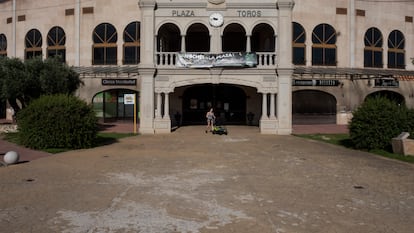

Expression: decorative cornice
xmin=276 ymin=0 xmax=295 ymax=10
xmin=138 ymin=0 xmax=156 ymax=8
xmin=226 ymin=3 xmax=277 ymax=9
xmin=157 ymin=2 xmax=207 ymax=9
xmin=208 ymin=0 xmax=225 ymax=5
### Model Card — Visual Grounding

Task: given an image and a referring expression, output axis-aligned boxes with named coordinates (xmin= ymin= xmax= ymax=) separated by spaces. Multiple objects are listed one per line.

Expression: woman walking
xmin=205 ymin=108 xmax=215 ymax=133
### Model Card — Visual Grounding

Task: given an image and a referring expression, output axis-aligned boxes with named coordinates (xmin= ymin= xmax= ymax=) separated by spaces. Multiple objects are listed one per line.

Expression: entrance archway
xmin=182 ymin=84 xmax=247 ymax=125
xmin=92 ymin=89 xmax=139 ymax=122
xmin=292 ymin=90 xmax=337 ymax=124
xmin=365 ymin=90 xmax=405 ymax=105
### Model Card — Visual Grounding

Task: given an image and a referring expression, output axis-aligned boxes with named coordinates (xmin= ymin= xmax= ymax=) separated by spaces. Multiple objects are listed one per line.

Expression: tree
xmin=0 ymin=57 xmax=28 ymax=111
xmin=39 ymin=57 xmax=81 ymax=95
xmin=349 ymin=96 xmax=414 ymax=150
xmin=0 ymin=56 xmax=82 ymax=112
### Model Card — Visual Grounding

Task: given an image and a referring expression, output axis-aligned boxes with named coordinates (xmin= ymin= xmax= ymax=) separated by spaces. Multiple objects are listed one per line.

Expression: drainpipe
xmin=75 ymin=0 xmax=80 ymax=66
xmin=12 ymin=0 xmax=16 ymax=57
xmin=349 ymin=0 xmax=355 ymax=68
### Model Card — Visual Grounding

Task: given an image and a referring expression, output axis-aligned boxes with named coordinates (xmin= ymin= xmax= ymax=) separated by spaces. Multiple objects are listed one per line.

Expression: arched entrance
xmin=292 ymin=90 xmax=337 ymax=124
xmin=365 ymin=90 xmax=405 ymax=105
xmin=181 ymin=84 xmax=247 ymax=125
xmin=92 ymin=89 xmax=139 ymax=122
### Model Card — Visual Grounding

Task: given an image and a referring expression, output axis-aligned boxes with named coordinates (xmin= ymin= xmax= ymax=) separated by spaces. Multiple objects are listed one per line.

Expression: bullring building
xmin=0 ymin=0 xmax=413 ymax=134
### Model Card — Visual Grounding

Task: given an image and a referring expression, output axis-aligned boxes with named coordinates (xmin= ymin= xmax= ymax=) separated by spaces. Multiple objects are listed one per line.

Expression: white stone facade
xmin=0 ymin=0 xmax=413 ymax=134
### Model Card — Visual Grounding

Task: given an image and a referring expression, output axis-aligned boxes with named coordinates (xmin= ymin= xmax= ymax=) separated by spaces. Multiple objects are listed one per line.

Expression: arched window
xmin=93 ymin=23 xmax=117 ymax=65
xmin=292 ymin=22 xmax=306 ymax=65
xmin=364 ymin=27 xmax=383 ymax=68
xmin=47 ymin=26 xmax=66 ymax=62
xmin=25 ymin=29 xmax=42 ymax=59
xmin=123 ymin=21 xmax=140 ymax=65
xmin=251 ymin=23 xmax=275 ymax=52
xmin=0 ymin=34 xmax=6 ymax=57
xmin=157 ymin=23 xmax=181 ymax=52
xmin=222 ymin=23 xmax=246 ymax=52
xmin=312 ymin=23 xmax=336 ymax=66
xmin=388 ymin=30 xmax=405 ymax=69
xmin=186 ymin=23 xmax=210 ymax=52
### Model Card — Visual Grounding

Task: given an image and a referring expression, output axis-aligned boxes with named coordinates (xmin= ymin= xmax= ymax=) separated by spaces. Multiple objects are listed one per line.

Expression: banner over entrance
xmin=177 ymin=52 xmax=257 ymax=68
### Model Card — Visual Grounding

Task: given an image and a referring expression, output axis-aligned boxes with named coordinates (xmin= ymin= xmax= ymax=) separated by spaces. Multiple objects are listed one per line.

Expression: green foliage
xmin=0 ymin=57 xmax=28 ymax=109
xmin=17 ymin=94 xmax=98 ymax=149
xmin=39 ymin=57 xmax=81 ymax=95
xmin=0 ymin=57 xmax=82 ymax=112
xmin=349 ymin=96 xmax=414 ymax=150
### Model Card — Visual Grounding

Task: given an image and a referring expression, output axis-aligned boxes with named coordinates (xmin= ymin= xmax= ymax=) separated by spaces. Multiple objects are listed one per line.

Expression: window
xmin=388 ymin=30 xmax=405 ymax=69
xmin=292 ymin=22 xmax=306 ymax=65
xmin=311 ymin=23 xmax=336 ymax=66
xmin=157 ymin=23 xmax=181 ymax=52
xmin=93 ymin=23 xmax=117 ymax=65
xmin=123 ymin=21 xmax=140 ymax=64
xmin=47 ymin=26 xmax=66 ymax=62
xmin=222 ymin=23 xmax=246 ymax=52
xmin=364 ymin=27 xmax=383 ymax=68
xmin=0 ymin=34 xmax=6 ymax=57
xmin=251 ymin=23 xmax=275 ymax=52
xmin=186 ymin=23 xmax=210 ymax=52
xmin=25 ymin=29 xmax=42 ymax=59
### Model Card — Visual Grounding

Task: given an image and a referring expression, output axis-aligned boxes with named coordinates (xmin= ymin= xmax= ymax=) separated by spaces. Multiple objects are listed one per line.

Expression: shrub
xmin=17 ymin=94 xmax=98 ymax=149
xmin=349 ymin=96 xmax=414 ymax=150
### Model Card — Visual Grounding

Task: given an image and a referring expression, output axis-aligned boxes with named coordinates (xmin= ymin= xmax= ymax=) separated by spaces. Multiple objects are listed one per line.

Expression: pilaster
xmin=138 ymin=66 xmax=156 ymax=134
xmin=276 ymin=0 xmax=294 ymax=135
xmin=138 ymin=0 xmax=156 ymax=66
xmin=277 ymin=68 xmax=293 ymax=135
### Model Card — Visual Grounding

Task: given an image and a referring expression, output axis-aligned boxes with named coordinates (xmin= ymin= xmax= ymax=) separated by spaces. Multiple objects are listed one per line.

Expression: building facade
xmin=0 ymin=0 xmax=413 ymax=134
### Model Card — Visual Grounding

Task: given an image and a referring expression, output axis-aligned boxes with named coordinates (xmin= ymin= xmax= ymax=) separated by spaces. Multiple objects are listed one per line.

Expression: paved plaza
xmin=1 ymin=126 xmax=413 ymax=233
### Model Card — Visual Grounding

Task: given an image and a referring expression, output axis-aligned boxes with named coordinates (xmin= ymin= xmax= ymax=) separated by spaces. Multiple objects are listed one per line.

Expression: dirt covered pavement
xmin=1 ymin=126 xmax=413 ymax=233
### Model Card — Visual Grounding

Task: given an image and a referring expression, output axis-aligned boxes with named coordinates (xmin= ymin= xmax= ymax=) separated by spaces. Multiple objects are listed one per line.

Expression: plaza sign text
xmin=170 ymin=10 xmax=263 ymax=17
xmin=172 ymin=10 xmax=195 ymax=17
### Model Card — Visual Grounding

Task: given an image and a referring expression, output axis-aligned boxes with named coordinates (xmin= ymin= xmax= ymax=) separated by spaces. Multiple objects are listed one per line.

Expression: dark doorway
xmin=292 ymin=90 xmax=337 ymax=124
xmin=92 ymin=89 xmax=139 ymax=122
xmin=365 ymin=91 xmax=405 ymax=105
xmin=186 ymin=23 xmax=210 ymax=52
xmin=0 ymin=100 xmax=6 ymax=119
xmin=182 ymin=84 xmax=247 ymax=125
xmin=222 ymin=23 xmax=246 ymax=52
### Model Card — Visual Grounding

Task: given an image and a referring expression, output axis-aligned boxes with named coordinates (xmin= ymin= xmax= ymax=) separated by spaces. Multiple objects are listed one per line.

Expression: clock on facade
xmin=209 ymin=12 xmax=224 ymax=27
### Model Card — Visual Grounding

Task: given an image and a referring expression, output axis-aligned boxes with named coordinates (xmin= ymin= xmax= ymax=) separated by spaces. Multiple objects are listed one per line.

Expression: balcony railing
xmin=155 ymin=52 xmax=277 ymax=68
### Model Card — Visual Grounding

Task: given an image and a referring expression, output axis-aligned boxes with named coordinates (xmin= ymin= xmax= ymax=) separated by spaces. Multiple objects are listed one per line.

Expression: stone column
xmin=181 ymin=35 xmax=186 ymax=53
xmin=138 ymin=0 xmax=156 ymax=134
xmin=270 ymin=93 xmax=276 ymax=119
xmin=246 ymin=35 xmax=251 ymax=52
xmin=277 ymin=69 xmax=293 ymax=134
xmin=139 ymin=68 xmax=156 ymax=134
xmin=154 ymin=89 xmax=172 ymax=133
xmin=139 ymin=0 xmax=156 ymax=65
xmin=277 ymin=0 xmax=295 ymax=135
xmin=261 ymin=93 xmax=268 ymax=120
xmin=163 ymin=92 xmax=170 ymax=120
xmin=156 ymin=92 xmax=162 ymax=119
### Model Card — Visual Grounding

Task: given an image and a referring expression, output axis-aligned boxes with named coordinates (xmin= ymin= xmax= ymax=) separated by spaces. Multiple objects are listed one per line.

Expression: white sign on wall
xmin=124 ymin=94 xmax=135 ymax=105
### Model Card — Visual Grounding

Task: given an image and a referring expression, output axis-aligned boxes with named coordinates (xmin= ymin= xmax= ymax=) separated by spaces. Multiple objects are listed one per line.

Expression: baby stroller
xmin=211 ymin=117 xmax=228 ymax=135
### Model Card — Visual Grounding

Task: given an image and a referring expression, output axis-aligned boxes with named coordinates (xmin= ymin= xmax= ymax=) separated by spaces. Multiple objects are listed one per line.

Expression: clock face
xmin=209 ymin=13 xmax=224 ymax=27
